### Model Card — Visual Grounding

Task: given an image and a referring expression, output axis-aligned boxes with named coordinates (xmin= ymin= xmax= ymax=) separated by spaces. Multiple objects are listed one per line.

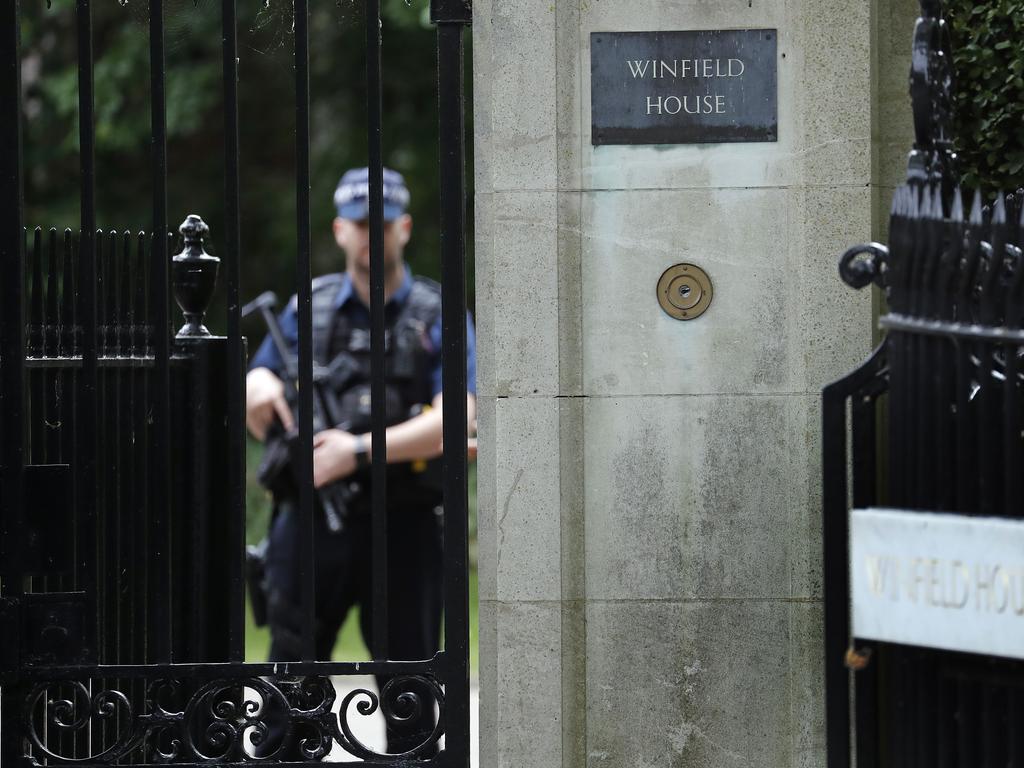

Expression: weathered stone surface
xmin=583 ymin=394 xmax=815 ymax=601
xmin=795 ymin=185 xmax=875 ymax=390
xmin=477 ymin=599 xmax=500 ymax=768
xmin=475 ymin=393 xmax=498 ymax=602
xmin=558 ymin=396 xmax=586 ymax=602
xmin=791 ymin=397 xmax=825 ymax=601
xmin=581 ymin=186 xmax=802 ymax=396
xmin=555 ymin=0 xmax=583 ymax=192
xmin=490 ymin=191 xmax=560 ymax=396
xmin=474 ymin=190 xmax=497 ymax=398
xmin=557 ymin=191 xmax=584 ymax=397
xmin=585 ymin=600 xmax=793 ymax=768
xmin=480 ymin=600 xmax=564 ymax=768
xmin=486 ymin=0 xmax=558 ymax=191
xmin=493 ymin=397 xmax=563 ymax=602
xmin=790 ymin=602 xmax=827 ymax=767
xmin=472 ymin=0 xmax=495 ymax=195
xmin=579 ymin=186 xmax=875 ymax=398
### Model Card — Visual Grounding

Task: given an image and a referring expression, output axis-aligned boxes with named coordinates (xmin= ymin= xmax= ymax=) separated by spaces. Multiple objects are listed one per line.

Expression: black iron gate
xmin=823 ymin=2 xmax=1024 ymax=766
xmin=0 ymin=0 xmax=472 ymax=765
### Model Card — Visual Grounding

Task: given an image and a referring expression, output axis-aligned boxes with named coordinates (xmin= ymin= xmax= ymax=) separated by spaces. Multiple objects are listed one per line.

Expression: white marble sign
xmin=851 ymin=508 xmax=1024 ymax=660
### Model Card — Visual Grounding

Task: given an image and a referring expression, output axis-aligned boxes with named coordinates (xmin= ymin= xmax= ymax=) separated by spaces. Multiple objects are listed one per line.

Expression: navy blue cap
xmin=333 ymin=167 xmax=410 ymax=221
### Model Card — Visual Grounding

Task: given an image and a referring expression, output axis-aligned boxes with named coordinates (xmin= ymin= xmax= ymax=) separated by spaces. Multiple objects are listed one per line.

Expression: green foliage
xmin=19 ymin=0 xmax=474 ymax=327
xmin=945 ymin=0 xmax=1024 ymax=192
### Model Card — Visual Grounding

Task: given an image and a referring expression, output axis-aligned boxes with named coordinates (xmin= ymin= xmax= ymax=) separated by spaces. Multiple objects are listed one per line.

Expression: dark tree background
xmin=19 ymin=0 xmax=474 ymax=336
xmin=946 ymin=0 xmax=1024 ymax=193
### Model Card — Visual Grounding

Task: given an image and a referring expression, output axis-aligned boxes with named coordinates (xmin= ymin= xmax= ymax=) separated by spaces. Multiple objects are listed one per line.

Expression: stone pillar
xmin=473 ymin=1 xmax=916 ymax=766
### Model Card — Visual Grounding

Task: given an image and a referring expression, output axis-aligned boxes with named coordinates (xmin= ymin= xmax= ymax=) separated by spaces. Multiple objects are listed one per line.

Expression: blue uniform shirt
xmin=249 ymin=268 xmax=477 ymax=398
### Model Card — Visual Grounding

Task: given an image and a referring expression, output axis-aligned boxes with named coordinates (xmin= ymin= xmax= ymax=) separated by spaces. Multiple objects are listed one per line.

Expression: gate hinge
xmin=431 ymin=0 xmax=471 ymax=24
xmin=844 ymin=645 xmax=873 ymax=671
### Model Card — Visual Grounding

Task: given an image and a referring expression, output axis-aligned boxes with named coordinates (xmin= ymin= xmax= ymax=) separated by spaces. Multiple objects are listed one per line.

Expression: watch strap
xmin=353 ymin=434 xmax=370 ymax=469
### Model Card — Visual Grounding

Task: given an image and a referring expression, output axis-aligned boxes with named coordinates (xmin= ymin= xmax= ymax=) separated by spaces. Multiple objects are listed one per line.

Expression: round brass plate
xmin=657 ymin=263 xmax=713 ymax=320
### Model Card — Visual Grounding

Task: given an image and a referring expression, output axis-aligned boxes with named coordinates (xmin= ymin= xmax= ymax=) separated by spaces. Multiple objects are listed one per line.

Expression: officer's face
xmin=333 ymin=214 xmax=412 ymax=276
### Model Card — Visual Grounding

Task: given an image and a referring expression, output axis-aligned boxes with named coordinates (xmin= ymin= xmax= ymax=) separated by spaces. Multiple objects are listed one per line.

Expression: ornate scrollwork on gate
xmin=337 ymin=676 xmax=446 ymax=761
xmin=24 ymin=682 xmax=136 ymax=764
xmin=838 ymin=242 xmax=891 ymax=292
xmin=22 ymin=674 xmax=445 ymax=764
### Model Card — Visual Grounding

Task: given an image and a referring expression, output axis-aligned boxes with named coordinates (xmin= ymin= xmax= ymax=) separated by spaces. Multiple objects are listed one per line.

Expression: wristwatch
xmin=353 ymin=434 xmax=370 ymax=469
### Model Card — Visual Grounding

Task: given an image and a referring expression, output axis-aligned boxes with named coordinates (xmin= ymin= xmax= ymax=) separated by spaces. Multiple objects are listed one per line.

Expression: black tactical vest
xmin=308 ymin=273 xmax=443 ymax=437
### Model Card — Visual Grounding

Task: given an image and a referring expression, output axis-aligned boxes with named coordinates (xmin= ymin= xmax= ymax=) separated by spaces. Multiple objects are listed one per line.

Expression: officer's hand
xmin=246 ymin=367 xmax=294 ymax=441
xmin=312 ymin=429 xmax=359 ymax=487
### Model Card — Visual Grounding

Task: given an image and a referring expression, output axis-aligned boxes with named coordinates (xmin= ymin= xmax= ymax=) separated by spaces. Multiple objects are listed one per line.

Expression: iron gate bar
xmin=976 ymin=200 xmax=1004 ymax=518
xmin=44 ymin=231 xmax=61 ymax=459
xmin=18 ymin=760 xmax=433 ymax=767
xmin=437 ymin=14 xmax=471 ymax=759
xmin=75 ymin=0 xmax=100 ymax=658
xmin=0 ymin=6 xmax=26 ymax=768
xmin=957 ymin=194 xmax=985 ymax=514
xmin=221 ymin=0 xmax=246 ymax=663
xmin=8 ymin=659 xmax=438 ymax=680
xmin=22 ymin=358 xmax=159 ymax=369
xmin=149 ymin=0 xmax=173 ymax=664
xmin=0 ymin=0 xmax=26 ymax=583
xmin=366 ymin=0 xmax=390 ymax=663
xmin=822 ymin=344 xmax=888 ymax=768
xmin=293 ymin=0 xmax=317 ymax=663
xmin=879 ymin=314 xmax=1024 ymax=342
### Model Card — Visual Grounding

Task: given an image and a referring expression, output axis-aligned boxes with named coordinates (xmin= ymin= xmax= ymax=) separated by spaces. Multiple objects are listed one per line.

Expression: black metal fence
xmin=0 ymin=0 xmax=472 ymax=765
xmin=16 ymin=220 xmax=238 ymax=665
xmin=823 ymin=2 xmax=1024 ymax=766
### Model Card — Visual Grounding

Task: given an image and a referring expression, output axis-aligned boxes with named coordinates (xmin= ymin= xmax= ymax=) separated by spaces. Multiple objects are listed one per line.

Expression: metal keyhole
xmin=656 ymin=263 xmax=714 ymax=320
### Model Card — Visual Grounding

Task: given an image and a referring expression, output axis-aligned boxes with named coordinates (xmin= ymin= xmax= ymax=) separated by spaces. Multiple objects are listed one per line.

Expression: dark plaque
xmin=591 ymin=29 xmax=778 ymax=146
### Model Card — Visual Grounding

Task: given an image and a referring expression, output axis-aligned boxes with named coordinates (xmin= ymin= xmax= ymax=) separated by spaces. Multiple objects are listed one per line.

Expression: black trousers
xmin=262 ymin=496 xmax=443 ymax=757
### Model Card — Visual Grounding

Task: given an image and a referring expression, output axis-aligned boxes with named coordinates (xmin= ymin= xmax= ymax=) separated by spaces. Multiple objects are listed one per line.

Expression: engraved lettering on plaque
xmin=591 ymin=30 xmax=778 ymax=145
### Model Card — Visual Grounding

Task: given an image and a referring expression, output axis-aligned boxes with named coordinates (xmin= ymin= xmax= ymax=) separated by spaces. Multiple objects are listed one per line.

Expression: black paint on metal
xmin=431 ymin=0 xmax=472 ymax=24
xmin=438 ymin=17 xmax=471 ymax=762
xmin=293 ymin=0 xmax=317 ymax=664
xmin=366 ymin=0 xmax=390 ymax=664
xmin=590 ymin=29 xmax=778 ymax=146
xmin=74 ymin=0 xmax=100 ymax=669
xmin=823 ymin=5 xmax=1024 ymax=766
xmin=1 ymin=0 xmax=474 ymax=762
xmin=149 ymin=0 xmax=173 ymax=665
xmin=220 ymin=0 xmax=247 ymax=665
xmin=0 ymin=3 xmax=25 ymax=762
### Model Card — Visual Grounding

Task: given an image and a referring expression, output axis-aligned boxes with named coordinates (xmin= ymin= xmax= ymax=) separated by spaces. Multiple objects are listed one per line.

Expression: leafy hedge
xmin=945 ymin=1 xmax=1024 ymax=192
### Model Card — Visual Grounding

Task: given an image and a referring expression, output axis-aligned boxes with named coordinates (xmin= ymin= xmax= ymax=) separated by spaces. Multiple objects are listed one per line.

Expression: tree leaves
xmin=946 ymin=0 xmax=1024 ymax=192
xmin=19 ymin=0 xmax=467 ymax=332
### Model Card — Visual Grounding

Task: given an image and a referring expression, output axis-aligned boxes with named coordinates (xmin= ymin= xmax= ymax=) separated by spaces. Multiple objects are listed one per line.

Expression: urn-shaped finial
xmin=171 ymin=214 xmax=220 ymax=338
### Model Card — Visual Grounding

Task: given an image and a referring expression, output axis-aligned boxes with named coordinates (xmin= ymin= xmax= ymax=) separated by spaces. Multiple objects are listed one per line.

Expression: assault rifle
xmin=242 ymin=291 xmax=361 ymax=534
xmin=243 ymin=291 xmax=363 ymax=626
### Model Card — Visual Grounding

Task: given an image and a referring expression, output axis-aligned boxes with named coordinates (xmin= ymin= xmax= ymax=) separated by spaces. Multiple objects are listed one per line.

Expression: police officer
xmin=245 ymin=167 xmax=477 ymax=755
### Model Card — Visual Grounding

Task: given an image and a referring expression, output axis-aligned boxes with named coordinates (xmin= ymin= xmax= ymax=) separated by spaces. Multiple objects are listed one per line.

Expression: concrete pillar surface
xmin=474 ymin=1 xmax=915 ymax=765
